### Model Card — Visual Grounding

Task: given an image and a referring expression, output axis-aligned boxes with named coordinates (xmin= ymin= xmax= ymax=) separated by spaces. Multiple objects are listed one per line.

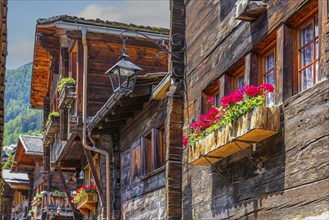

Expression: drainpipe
xmin=81 ymin=28 xmax=111 ymax=220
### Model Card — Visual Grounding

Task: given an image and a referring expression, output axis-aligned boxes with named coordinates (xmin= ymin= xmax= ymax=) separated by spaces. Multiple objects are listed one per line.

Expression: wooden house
xmin=181 ymin=0 xmax=329 ymax=219
xmin=0 ymin=0 xmax=7 ymax=216
xmin=30 ymin=15 xmax=169 ymax=219
xmin=2 ymin=170 xmax=29 ymax=220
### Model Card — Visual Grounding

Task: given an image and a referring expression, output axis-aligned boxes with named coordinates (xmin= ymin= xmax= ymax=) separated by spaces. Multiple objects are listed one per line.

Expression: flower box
xmin=76 ymin=193 xmax=98 ymax=217
xmin=58 ymin=83 xmax=76 ymax=109
xmin=43 ymin=116 xmax=60 ymax=145
xmin=189 ymin=106 xmax=280 ymax=165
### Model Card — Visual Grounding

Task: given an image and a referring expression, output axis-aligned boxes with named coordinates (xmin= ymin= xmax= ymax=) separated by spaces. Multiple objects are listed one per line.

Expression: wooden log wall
xmin=119 ymin=100 xmax=167 ymax=220
xmin=86 ymin=33 xmax=168 ymax=117
xmin=183 ymin=0 xmax=329 ymax=219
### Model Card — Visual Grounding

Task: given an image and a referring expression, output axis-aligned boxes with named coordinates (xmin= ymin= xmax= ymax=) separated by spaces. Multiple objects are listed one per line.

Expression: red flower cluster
xmin=182 ymin=83 xmax=274 ymax=148
xmin=221 ymin=89 xmax=244 ymax=109
xmin=72 ymin=185 xmax=97 ymax=203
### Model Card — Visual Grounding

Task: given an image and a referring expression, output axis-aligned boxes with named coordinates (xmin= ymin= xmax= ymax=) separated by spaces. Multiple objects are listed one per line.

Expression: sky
xmin=7 ymin=0 xmax=170 ymax=69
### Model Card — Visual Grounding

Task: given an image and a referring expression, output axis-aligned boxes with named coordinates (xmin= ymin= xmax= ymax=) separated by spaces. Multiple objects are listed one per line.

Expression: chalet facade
xmin=30 ymin=15 xmax=170 ymax=219
xmin=2 ymin=170 xmax=29 ymax=220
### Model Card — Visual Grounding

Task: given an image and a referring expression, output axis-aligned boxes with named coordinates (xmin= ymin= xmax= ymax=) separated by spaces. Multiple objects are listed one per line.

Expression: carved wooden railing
xmin=189 ymin=106 xmax=280 ymax=165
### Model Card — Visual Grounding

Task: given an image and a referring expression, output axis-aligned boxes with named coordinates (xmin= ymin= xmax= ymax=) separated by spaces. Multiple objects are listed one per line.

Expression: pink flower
xmin=259 ymin=83 xmax=274 ymax=93
xmin=207 ymin=96 xmax=215 ymax=104
xmin=220 ymin=95 xmax=233 ymax=109
xmin=243 ymin=85 xmax=259 ymax=97
xmin=231 ymin=89 xmax=244 ymax=104
xmin=182 ymin=136 xmax=189 ymax=148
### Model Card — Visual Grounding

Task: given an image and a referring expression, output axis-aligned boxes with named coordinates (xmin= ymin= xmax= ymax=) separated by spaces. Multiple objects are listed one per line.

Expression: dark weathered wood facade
xmin=0 ymin=0 xmax=7 ymax=216
xmin=182 ymin=0 xmax=329 ymax=219
xmin=30 ymin=15 xmax=170 ymax=219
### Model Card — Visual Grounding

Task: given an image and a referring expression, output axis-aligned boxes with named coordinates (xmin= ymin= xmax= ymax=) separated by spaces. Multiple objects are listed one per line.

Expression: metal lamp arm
xmin=120 ymin=30 xmax=186 ymax=63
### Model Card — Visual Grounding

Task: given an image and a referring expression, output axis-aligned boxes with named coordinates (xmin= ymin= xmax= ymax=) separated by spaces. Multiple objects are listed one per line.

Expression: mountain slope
xmin=4 ymin=63 xmax=43 ymax=146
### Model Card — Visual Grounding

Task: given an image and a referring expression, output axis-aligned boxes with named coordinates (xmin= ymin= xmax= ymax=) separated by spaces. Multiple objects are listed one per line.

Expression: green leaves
xmin=58 ymin=77 xmax=75 ymax=92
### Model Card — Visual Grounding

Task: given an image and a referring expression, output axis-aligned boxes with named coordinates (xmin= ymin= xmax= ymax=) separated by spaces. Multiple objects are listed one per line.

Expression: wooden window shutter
xmin=141 ymin=137 xmax=147 ymax=176
xmin=152 ymin=128 xmax=164 ymax=169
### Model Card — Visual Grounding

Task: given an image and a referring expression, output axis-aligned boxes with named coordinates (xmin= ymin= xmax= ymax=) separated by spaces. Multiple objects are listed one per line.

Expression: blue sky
xmin=7 ymin=0 xmax=169 ymax=69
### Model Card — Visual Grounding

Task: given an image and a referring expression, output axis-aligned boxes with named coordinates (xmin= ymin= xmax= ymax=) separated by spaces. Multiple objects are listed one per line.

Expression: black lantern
xmin=105 ymin=53 xmax=143 ymax=95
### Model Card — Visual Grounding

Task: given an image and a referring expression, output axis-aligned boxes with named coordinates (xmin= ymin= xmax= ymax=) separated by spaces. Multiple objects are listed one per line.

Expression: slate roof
xmin=19 ymin=135 xmax=43 ymax=155
xmin=37 ymin=15 xmax=170 ymax=35
xmin=2 ymin=170 xmax=29 ymax=185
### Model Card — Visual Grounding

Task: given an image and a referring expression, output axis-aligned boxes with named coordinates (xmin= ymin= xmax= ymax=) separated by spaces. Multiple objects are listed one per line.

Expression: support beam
xmin=83 ymin=148 xmax=104 ymax=204
xmin=56 ymin=163 xmax=80 ymax=219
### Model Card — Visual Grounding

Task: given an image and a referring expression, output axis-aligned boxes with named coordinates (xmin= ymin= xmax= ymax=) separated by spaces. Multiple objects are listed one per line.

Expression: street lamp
xmin=105 ymin=30 xmax=186 ymax=95
xmin=105 ymin=53 xmax=143 ymax=95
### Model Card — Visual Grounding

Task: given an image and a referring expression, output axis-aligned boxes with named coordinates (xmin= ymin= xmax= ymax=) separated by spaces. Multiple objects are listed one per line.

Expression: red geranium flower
xmin=207 ymin=96 xmax=215 ymax=104
xmin=182 ymin=136 xmax=189 ymax=148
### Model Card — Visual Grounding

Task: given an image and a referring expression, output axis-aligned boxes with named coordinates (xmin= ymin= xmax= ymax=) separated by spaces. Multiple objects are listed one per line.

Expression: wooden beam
xmin=83 ymin=148 xmax=104 ymax=205
xmin=55 ymin=163 xmax=78 ymax=215
xmin=276 ymin=24 xmax=294 ymax=104
xmin=244 ymin=52 xmax=259 ymax=86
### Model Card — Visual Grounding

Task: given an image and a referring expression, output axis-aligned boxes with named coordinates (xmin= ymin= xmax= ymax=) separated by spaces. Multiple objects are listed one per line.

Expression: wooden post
xmin=276 ymin=24 xmax=294 ymax=104
xmin=27 ymin=172 xmax=34 ymax=215
xmin=56 ymin=163 xmax=80 ymax=219
xmin=166 ymin=0 xmax=185 ymax=219
xmin=319 ymin=0 xmax=329 ymax=80
xmin=43 ymin=145 xmax=50 ymax=191
xmin=83 ymin=148 xmax=104 ymax=203
xmin=219 ymin=74 xmax=232 ymax=100
xmin=244 ymin=52 xmax=258 ymax=86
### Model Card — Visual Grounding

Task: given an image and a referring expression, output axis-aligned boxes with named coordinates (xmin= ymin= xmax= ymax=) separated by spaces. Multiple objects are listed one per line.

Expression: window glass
xmin=264 ymin=50 xmax=276 ymax=106
xmin=299 ymin=16 xmax=319 ymax=91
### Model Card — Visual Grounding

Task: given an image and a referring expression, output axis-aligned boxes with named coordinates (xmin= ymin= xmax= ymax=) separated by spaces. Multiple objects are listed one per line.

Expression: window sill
xmin=141 ymin=165 xmax=166 ymax=181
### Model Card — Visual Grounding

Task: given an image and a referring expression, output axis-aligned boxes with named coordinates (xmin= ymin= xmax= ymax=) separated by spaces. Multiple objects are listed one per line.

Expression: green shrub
xmin=58 ymin=77 xmax=75 ymax=92
xmin=45 ymin=111 xmax=59 ymax=127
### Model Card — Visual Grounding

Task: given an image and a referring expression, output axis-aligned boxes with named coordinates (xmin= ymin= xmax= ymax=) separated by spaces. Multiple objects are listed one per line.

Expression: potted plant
xmin=72 ymin=185 xmax=98 ymax=216
xmin=184 ymin=84 xmax=280 ymax=165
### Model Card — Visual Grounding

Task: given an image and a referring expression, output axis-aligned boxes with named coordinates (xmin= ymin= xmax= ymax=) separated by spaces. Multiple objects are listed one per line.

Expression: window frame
xmin=297 ymin=15 xmax=319 ymax=92
xmin=202 ymin=78 xmax=220 ymax=114
xmin=259 ymin=41 xmax=277 ymax=105
xmin=231 ymin=65 xmax=245 ymax=91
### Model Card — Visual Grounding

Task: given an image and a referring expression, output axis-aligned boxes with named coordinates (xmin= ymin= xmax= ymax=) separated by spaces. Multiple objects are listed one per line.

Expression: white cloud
xmin=7 ymin=40 xmax=34 ymax=69
xmin=76 ymin=1 xmax=170 ymax=28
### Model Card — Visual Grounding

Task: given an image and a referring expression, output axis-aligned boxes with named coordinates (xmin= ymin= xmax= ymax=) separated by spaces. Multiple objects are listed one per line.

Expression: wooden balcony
xmin=44 ymin=116 xmax=60 ymax=146
xmin=58 ymin=84 xmax=76 ymax=109
xmin=189 ymin=107 xmax=280 ymax=166
xmin=235 ymin=0 xmax=267 ymax=22
xmin=32 ymin=191 xmax=74 ymax=219
xmin=76 ymin=193 xmax=98 ymax=217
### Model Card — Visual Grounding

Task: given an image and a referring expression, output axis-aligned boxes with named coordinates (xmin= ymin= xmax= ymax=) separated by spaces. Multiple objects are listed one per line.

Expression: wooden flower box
xmin=31 ymin=198 xmax=42 ymax=207
xmin=77 ymin=193 xmax=98 ymax=217
xmin=43 ymin=116 xmax=60 ymax=145
xmin=58 ymin=84 xmax=76 ymax=109
xmin=189 ymin=106 xmax=280 ymax=166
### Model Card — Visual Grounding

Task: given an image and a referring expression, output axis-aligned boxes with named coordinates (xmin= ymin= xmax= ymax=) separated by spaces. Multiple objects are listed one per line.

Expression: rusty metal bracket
xmin=233 ymin=141 xmax=262 ymax=170
xmin=203 ymin=155 xmax=226 ymax=178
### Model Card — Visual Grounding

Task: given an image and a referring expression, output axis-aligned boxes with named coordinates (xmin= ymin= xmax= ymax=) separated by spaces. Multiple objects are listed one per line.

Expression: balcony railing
xmin=32 ymin=191 xmax=74 ymax=219
xmin=58 ymin=84 xmax=76 ymax=109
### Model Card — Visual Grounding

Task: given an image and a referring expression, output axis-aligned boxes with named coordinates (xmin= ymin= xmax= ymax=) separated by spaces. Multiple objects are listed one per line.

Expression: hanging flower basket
xmin=184 ymin=84 xmax=280 ymax=166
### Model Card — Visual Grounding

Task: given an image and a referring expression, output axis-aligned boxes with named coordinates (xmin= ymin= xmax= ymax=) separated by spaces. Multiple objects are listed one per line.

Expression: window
xmin=141 ymin=128 xmax=165 ymax=175
xmin=130 ymin=144 xmax=141 ymax=183
xmin=232 ymin=65 xmax=245 ymax=91
xmin=299 ymin=16 xmax=319 ymax=91
xmin=202 ymin=78 xmax=220 ymax=113
xmin=263 ymin=48 xmax=276 ymax=106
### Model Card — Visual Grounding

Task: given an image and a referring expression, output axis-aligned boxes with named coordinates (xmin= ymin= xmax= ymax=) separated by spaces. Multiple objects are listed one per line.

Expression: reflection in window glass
xmin=299 ymin=17 xmax=319 ymax=91
xmin=264 ymin=50 xmax=275 ymax=106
